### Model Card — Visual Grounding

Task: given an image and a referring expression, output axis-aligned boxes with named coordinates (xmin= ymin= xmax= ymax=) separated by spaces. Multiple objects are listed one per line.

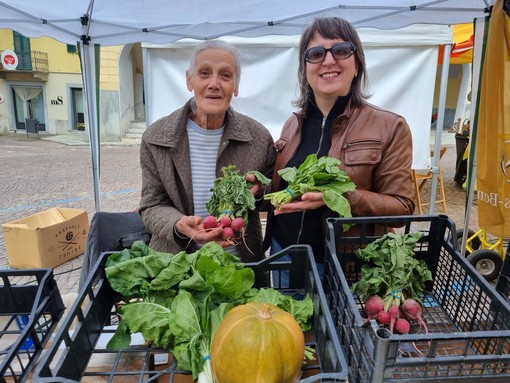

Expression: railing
xmin=0 ymin=50 xmax=48 ymax=73
xmin=30 ymin=51 xmax=49 ymax=72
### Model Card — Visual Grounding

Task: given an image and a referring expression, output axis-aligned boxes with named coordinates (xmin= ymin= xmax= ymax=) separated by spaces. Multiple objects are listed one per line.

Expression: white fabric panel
xmin=145 ymin=43 xmax=300 ymax=142
xmin=145 ymin=26 xmax=448 ymax=169
xmin=366 ymin=46 xmax=439 ymax=170
xmin=12 ymin=86 xmax=42 ymax=101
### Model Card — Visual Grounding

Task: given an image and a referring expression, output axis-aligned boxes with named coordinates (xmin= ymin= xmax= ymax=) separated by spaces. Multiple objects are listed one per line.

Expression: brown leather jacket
xmin=264 ymin=99 xmax=415 ymax=249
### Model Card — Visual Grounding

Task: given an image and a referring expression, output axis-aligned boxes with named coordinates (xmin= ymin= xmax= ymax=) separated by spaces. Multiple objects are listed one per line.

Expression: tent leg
xmin=80 ymin=40 xmax=102 ymax=212
xmin=428 ymin=44 xmax=452 ymax=214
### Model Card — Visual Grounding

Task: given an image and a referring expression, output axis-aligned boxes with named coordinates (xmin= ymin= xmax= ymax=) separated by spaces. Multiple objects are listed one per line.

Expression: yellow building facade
xmin=0 ymin=30 xmax=145 ymax=142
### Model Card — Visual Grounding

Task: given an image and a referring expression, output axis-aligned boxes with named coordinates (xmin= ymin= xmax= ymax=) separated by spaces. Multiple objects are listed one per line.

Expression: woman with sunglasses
xmin=263 ymin=17 xmax=415 ymax=275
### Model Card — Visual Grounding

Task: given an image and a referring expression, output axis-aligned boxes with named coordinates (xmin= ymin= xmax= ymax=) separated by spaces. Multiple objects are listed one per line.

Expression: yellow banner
xmin=476 ymin=0 xmax=510 ymax=237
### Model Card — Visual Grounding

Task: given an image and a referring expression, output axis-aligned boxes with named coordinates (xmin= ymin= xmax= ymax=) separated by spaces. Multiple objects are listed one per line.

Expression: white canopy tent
xmin=0 ymin=0 xmax=494 ymax=212
xmin=0 ymin=0 xmax=493 ymax=43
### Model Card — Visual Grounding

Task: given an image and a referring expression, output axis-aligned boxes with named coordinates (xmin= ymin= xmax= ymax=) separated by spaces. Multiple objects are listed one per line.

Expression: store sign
xmin=1 ymin=50 xmax=18 ymax=70
xmin=51 ymin=96 xmax=64 ymax=105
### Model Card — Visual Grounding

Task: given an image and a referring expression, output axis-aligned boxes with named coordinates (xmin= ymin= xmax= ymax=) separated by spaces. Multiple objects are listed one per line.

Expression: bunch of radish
xmin=351 ymin=232 xmax=433 ymax=335
xmin=203 ymin=214 xmax=246 ymax=242
xmin=363 ymin=294 xmax=427 ymax=335
xmin=205 ymin=165 xmax=270 ymax=244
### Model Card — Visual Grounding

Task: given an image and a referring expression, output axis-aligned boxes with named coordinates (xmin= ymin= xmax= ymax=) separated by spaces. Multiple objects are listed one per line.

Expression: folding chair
xmin=78 ymin=211 xmax=151 ymax=289
xmin=412 ymin=146 xmax=447 ymax=215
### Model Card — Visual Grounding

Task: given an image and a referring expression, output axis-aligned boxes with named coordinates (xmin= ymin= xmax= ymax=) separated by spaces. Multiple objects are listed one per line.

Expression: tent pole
xmin=461 ymin=16 xmax=488 ymax=251
xmin=454 ymin=64 xmax=472 ymax=126
xmin=429 ymin=43 xmax=452 ymax=214
xmin=80 ymin=39 xmax=102 ymax=212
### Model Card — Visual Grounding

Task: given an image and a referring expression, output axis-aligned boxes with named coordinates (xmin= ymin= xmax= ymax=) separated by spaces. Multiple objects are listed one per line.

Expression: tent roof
xmin=0 ymin=0 xmax=494 ymax=46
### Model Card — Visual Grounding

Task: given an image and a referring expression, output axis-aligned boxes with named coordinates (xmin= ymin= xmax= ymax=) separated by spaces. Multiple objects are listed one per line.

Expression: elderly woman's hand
xmin=175 ymin=215 xmax=226 ymax=246
xmin=273 ymin=192 xmax=325 ymax=215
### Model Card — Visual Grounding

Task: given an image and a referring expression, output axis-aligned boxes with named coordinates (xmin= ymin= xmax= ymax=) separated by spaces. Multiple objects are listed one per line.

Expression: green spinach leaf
xmin=264 ymin=153 xmax=356 ymax=231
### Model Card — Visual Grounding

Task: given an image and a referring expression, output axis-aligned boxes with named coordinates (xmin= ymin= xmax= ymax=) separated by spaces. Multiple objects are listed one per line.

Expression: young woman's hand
xmin=245 ymin=173 xmax=267 ymax=197
xmin=273 ymin=192 xmax=325 ymax=215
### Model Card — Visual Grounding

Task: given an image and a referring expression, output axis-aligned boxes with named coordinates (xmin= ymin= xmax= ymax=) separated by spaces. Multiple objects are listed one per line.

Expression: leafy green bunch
xmin=264 ymin=153 xmax=356 ymax=230
xmin=105 ymin=240 xmax=313 ymax=381
xmin=206 ymin=165 xmax=270 ymax=223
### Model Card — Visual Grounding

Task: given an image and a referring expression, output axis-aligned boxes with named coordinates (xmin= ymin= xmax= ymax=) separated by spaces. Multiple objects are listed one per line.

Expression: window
xmin=67 ymin=44 xmax=78 ymax=54
xmin=11 ymin=86 xmax=46 ymax=131
xmin=12 ymin=32 xmax=32 ymax=70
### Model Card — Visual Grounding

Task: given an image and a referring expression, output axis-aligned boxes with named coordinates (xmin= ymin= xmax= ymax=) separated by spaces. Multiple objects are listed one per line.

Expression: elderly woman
xmin=263 ymin=17 xmax=415 ymax=266
xmin=139 ymin=40 xmax=275 ymax=262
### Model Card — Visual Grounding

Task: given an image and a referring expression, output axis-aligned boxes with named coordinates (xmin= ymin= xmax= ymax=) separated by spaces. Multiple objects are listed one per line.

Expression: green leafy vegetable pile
xmin=105 ymin=240 xmax=313 ymax=381
xmin=351 ymin=232 xmax=433 ymax=334
xmin=264 ymin=153 xmax=355 ymax=230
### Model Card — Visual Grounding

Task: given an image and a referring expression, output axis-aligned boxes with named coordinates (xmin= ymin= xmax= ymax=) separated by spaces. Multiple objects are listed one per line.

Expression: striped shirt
xmin=187 ymin=118 xmax=223 ymax=218
xmin=187 ymin=118 xmax=238 ymax=255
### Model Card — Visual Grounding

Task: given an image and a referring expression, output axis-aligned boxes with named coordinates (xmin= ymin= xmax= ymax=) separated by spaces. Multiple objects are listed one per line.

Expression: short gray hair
xmin=188 ymin=40 xmax=242 ymax=85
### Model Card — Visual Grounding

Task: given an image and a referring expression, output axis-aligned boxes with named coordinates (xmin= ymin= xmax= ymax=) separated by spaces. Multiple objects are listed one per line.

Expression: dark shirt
xmin=272 ymin=95 xmax=349 ymax=262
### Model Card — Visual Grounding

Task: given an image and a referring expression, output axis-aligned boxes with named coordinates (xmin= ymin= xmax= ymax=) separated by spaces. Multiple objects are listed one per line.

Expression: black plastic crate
xmin=323 ymin=215 xmax=510 ymax=383
xmin=495 ymin=244 xmax=510 ymax=303
xmin=33 ymin=245 xmax=348 ymax=382
xmin=0 ymin=268 xmax=65 ymax=383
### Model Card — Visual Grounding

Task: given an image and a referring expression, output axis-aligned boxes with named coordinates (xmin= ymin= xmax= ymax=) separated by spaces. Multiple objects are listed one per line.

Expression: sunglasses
xmin=304 ymin=42 xmax=356 ymax=63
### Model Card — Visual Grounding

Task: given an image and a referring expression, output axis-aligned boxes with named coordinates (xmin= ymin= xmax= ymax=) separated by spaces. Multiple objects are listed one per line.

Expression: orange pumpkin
xmin=210 ymin=302 xmax=305 ymax=383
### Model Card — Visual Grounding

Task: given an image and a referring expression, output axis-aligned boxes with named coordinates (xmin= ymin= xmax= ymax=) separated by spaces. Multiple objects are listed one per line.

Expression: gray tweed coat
xmin=139 ymin=98 xmax=275 ymax=262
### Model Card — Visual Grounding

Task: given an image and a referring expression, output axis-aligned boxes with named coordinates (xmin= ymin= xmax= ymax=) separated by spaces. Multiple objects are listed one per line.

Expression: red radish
xmin=377 ymin=310 xmax=391 ymax=325
xmin=394 ymin=318 xmax=411 ymax=334
xmin=401 ymin=298 xmax=428 ymax=333
xmin=388 ymin=305 xmax=399 ymax=333
xmin=364 ymin=295 xmax=385 ymax=320
xmin=203 ymin=216 xmax=219 ymax=230
xmin=219 ymin=216 xmax=232 ymax=228
xmin=223 ymin=226 xmax=234 ymax=239
xmin=230 ymin=217 xmax=245 ymax=232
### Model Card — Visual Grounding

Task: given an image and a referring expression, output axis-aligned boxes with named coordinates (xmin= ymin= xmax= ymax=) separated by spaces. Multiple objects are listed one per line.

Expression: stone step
xmin=123 ymin=120 xmax=147 ymax=143
xmin=124 ymin=131 xmax=144 ymax=138
xmin=128 ymin=121 xmax=147 ymax=129
xmin=121 ymin=136 xmax=142 ymax=144
xmin=125 ymin=127 xmax=146 ymax=135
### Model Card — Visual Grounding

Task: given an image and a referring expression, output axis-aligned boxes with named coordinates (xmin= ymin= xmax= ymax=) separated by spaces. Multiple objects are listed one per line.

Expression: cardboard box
xmin=2 ymin=207 xmax=89 ymax=268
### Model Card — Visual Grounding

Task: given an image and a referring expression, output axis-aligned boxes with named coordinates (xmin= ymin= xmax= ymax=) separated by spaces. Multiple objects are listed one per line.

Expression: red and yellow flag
xmin=438 ymin=23 xmax=474 ymax=64
xmin=476 ymin=0 xmax=510 ymax=237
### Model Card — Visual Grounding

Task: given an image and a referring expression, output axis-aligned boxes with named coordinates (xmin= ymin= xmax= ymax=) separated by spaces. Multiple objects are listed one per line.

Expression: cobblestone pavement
xmin=0 ymin=131 xmax=479 ymax=295
xmin=0 ymin=133 xmax=142 ymax=294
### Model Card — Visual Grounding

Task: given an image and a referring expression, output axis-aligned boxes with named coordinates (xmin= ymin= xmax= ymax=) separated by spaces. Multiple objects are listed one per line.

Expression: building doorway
xmin=12 ymin=86 xmax=46 ymax=131
xmin=71 ymin=87 xmax=85 ymax=130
